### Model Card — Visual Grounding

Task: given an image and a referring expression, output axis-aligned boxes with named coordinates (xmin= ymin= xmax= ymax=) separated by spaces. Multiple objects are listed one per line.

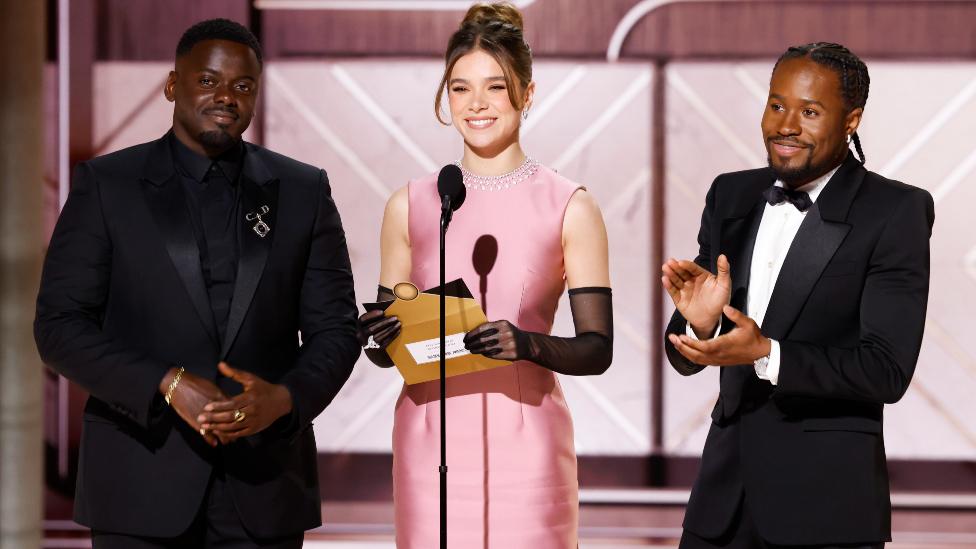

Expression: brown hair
xmin=435 ymin=2 xmax=533 ymax=125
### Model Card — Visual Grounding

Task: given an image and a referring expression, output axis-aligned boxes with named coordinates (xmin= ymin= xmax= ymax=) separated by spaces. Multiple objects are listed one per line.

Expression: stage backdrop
xmin=77 ymin=58 xmax=976 ymax=459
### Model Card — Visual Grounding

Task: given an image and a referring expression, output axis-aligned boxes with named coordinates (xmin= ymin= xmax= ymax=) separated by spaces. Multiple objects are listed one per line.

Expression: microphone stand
xmin=439 ymin=194 xmax=452 ymax=549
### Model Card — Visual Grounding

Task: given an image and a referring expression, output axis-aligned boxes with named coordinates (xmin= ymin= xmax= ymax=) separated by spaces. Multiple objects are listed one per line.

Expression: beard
xmin=767 ymin=146 xmax=838 ymax=188
xmin=197 ymin=128 xmax=237 ymax=152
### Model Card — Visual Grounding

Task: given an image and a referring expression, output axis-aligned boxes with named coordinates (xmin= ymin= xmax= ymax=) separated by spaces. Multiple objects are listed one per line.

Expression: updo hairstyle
xmin=435 ymin=2 xmax=533 ymax=124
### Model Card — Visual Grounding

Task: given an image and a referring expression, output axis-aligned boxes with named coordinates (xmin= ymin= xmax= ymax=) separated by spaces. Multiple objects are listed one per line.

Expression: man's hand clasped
xmin=160 ymin=362 xmax=294 ymax=445
xmin=160 ymin=367 xmax=225 ymax=447
xmin=661 ymin=254 xmax=771 ymax=366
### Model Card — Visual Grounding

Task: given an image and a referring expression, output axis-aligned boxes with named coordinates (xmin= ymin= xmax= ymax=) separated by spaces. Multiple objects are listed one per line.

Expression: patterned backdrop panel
xmin=261 ymin=60 xmax=654 ymax=455
xmin=90 ymin=59 xmax=975 ymax=458
xmin=663 ymin=61 xmax=976 ymax=459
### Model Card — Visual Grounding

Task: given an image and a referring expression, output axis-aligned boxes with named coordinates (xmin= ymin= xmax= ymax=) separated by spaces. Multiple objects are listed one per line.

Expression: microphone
xmin=435 ymin=164 xmax=466 ymax=545
xmin=437 ymin=164 xmax=465 ymax=229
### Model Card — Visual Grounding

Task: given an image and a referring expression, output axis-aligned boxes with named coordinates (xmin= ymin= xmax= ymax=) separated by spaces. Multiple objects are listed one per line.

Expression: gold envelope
xmin=384 ymin=283 xmax=510 ymax=385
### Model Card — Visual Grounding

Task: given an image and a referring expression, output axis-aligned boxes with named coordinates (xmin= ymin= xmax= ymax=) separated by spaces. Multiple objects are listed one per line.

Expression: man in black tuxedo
xmin=34 ymin=19 xmax=359 ymax=548
xmin=662 ymin=43 xmax=933 ymax=548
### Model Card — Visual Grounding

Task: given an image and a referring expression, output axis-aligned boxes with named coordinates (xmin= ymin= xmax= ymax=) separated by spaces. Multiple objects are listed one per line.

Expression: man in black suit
xmin=662 ymin=43 xmax=933 ymax=548
xmin=34 ymin=19 xmax=360 ymax=548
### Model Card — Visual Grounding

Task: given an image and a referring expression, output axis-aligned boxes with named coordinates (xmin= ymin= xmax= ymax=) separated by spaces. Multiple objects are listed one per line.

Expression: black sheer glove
xmin=463 ymin=287 xmax=613 ymax=376
xmin=358 ymin=285 xmax=399 ymax=368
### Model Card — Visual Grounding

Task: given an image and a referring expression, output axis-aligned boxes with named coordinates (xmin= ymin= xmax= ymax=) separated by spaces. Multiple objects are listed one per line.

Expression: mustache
xmin=768 ymin=137 xmax=810 ymax=148
xmin=203 ymin=107 xmax=239 ymax=119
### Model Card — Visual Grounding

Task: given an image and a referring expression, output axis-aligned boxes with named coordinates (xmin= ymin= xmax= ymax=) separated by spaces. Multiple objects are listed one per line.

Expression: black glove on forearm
xmin=463 ymin=287 xmax=613 ymax=376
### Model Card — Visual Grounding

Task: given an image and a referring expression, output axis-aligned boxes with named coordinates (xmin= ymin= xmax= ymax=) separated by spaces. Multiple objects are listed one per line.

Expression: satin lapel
xmin=760 ymin=155 xmax=865 ymax=339
xmin=140 ymin=138 xmax=219 ymax=344
xmin=221 ymin=151 xmax=278 ymax=358
xmin=759 ymin=206 xmax=849 ymax=339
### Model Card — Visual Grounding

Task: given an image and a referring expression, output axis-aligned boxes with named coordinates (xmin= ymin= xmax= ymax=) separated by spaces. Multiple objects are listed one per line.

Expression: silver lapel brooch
xmin=245 ymin=205 xmax=271 ymax=238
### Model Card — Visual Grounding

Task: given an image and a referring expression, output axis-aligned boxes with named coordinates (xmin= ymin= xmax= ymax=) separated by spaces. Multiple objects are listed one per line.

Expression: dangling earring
xmin=521 ymin=108 xmax=529 ymax=120
xmin=846 ymin=134 xmax=852 ymax=144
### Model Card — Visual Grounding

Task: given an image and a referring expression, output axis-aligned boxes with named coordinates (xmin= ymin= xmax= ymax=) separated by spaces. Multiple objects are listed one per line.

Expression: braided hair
xmin=773 ymin=42 xmax=870 ymax=164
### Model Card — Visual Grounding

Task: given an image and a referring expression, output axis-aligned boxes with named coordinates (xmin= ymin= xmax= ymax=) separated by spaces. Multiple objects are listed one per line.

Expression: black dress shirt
xmin=170 ymin=133 xmax=244 ymax=344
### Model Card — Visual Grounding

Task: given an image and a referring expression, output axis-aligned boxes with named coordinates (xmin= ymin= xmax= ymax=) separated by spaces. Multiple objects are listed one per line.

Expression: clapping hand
xmin=661 ymin=254 xmax=732 ymax=339
xmin=667 ymin=305 xmax=770 ymax=366
xmin=196 ymin=362 xmax=293 ymax=444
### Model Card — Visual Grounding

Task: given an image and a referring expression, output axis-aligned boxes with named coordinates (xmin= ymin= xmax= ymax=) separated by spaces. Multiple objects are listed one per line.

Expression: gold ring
xmin=199 ymin=427 xmax=207 ymax=436
xmin=233 ymin=409 xmax=246 ymax=423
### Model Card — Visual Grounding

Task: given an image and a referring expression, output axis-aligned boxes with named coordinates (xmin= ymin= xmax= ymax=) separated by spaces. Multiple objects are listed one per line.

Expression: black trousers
xmin=679 ymin=497 xmax=884 ymax=549
xmin=91 ymin=469 xmax=303 ymax=549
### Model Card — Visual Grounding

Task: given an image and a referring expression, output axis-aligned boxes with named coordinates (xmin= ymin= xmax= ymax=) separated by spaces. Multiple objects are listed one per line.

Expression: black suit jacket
xmin=35 ymin=133 xmax=360 ymax=538
xmin=665 ymin=154 xmax=934 ymax=545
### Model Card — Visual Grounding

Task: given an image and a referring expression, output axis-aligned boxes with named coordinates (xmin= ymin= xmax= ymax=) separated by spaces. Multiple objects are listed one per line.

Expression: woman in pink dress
xmin=357 ymin=3 xmax=613 ymax=547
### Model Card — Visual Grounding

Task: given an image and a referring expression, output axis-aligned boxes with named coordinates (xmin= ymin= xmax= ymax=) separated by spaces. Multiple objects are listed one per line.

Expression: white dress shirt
xmin=686 ymin=164 xmax=840 ymax=385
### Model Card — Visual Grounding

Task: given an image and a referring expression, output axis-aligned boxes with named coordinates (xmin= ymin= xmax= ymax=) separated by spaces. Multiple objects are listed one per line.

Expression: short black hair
xmin=176 ymin=18 xmax=263 ymax=67
xmin=773 ymin=42 xmax=870 ymax=163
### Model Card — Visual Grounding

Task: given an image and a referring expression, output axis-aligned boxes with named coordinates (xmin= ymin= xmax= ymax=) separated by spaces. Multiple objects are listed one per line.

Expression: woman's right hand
xmin=358 ymin=310 xmax=401 ymax=348
xmin=358 ymin=310 xmax=401 ymax=367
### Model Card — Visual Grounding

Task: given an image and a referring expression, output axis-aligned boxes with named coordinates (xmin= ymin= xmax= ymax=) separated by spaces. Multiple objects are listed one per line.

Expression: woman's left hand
xmin=463 ymin=320 xmax=531 ymax=361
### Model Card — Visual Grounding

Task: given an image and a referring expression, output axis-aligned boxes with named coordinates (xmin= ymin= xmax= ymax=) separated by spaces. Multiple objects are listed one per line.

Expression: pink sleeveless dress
xmin=392 ymin=164 xmax=581 ymax=548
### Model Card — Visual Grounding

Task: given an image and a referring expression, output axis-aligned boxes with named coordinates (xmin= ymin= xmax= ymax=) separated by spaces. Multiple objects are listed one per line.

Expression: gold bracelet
xmin=164 ymin=366 xmax=185 ymax=406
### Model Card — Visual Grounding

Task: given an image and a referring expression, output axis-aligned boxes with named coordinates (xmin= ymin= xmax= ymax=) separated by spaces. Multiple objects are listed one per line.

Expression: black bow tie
xmin=763 ymin=185 xmax=813 ymax=212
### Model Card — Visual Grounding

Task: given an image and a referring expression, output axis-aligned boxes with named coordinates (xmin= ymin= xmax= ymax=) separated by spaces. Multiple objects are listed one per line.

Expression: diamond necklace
xmin=453 ymin=156 xmax=539 ymax=191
